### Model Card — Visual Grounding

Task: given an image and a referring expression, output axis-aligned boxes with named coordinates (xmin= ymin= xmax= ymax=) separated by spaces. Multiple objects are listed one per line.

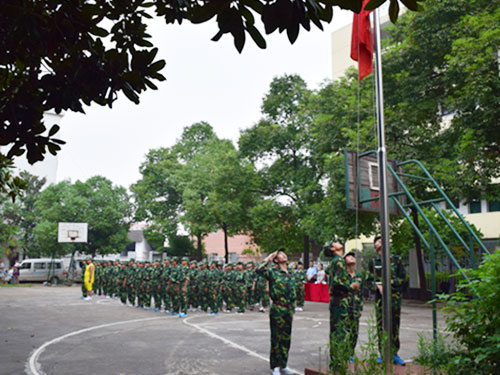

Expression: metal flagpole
xmin=373 ymin=7 xmax=393 ymax=373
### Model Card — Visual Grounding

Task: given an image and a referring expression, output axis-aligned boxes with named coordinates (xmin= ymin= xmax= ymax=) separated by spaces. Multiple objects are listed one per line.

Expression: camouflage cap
xmin=210 ymin=260 xmax=218 ymax=265
xmin=181 ymin=257 xmax=189 ymax=262
xmin=164 ymin=257 xmax=171 ymax=261
xmin=129 ymin=258 xmax=135 ymax=263
xmin=190 ymin=260 xmax=197 ymax=264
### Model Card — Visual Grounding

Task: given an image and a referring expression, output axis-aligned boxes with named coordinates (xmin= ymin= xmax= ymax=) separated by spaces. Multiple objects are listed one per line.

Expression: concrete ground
xmin=0 ymin=285 xmax=445 ymax=375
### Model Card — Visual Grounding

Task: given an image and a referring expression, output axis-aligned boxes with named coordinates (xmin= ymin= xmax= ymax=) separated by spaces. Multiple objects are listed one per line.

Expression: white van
xmin=18 ymin=258 xmax=67 ymax=284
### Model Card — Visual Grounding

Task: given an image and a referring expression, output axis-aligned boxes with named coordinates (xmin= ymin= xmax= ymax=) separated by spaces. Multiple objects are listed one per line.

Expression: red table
xmin=304 ymin=283 xmax=330 ymax=303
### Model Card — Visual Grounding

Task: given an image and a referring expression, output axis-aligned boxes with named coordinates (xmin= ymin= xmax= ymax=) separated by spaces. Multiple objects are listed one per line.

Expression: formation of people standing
xmin=80 ymin=256 xmax=307 ymax=317
xmin=79 ymin=238 xmax=406 ymax=375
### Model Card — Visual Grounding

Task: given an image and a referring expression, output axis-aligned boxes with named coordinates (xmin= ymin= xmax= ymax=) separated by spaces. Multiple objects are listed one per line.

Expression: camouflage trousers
xmin=375 ymin=292 xmax=402 ymax=356
xmin=152 ymin=284 xmax=162 ymax=309
xmin=255 ymin=281 xmax=270 ymax=308
xmin=119 ymin=285 xmax=127 ymax=304
xmin=295 ymin=284 xmax=305 ymax=308
xmin=162 ymin=285 xmax=172 ymax=311
xmin=222 ymin=286 xmax=235 ymax=311
xmin=170 ymin=284 xmax=188 ymax=314
xmin=127 ymin=284 xmax=136 ymax=305
xmin=139 ymin=282 xmax=152 ymax=307
xmin=235 ymin=283 xmax=246 ymax=312
xmin=329 ymin=296 xmax=350 ymax=370
xmin=269 ymin=304 xmax=293 ymax=369
xmin=81 ymin=280 xmax=87 ymax=297
xmin=347 ymin=308 xmax=361 ymax=357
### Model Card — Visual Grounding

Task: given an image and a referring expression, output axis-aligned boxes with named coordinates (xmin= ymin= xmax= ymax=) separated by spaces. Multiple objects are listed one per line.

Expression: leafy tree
xmin=440 ymin=251 xmax=500 ymax=374
xmin=1 ymin=0 xmax=415 ymax=176
xmin=183 ymin=138 xmax=258 ymax=262
xmin=131 ymin=147 xmax=183 ymax=240
xmin=306 ymin=69 xmax=378 ymax=244
xmin=132 ymin=122 xmax=219 ymax=259
xmin=239 ymin=74 xmax=323 ymax=260
xmin=382 ymin=0 xmax=500 ymax=202
xmin=34 ymin=176 xmax=131 ymax=257
xmin=165 ymin=235 xmax=197 ymax=258
xmin=1 ymin=172 xmax=46 ymax=258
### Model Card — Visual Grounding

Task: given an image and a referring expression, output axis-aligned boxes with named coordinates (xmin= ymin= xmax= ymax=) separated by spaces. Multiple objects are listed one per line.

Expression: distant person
xmin=83 ymin=259 xmax=95 ymax=301
xmin=306 ymin=261 xmax=317 ymax=283
xmin=316 ymin=264 xmax=326 ymax=284
xmin=257 ymin=249 xmax=296 ymax=375
xmin=367 ymin=236 xmax=407 ymax=366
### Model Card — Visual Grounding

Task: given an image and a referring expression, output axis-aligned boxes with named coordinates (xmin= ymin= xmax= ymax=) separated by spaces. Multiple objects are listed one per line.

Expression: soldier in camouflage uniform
xmin=207 ymin=261 xmax=220 ymax=314
xmin=198 ymin=261 xmax=210 ymax=312
xmin=151 ymin=260 xmax=163 ymax=311
xmin=125 ymin=259 xmax=136 ymax=306
xmin=135 ymin=261 xmax=145 ymax=308
xmin=344 ymin=252 xmax=364 ymax=360
xmin=245 ymin=262 xmax=257 ymax=310
xmin=169 ymin=258 xmax=188 ymax=317
xmin=256 ymin=249 xmax=296 ymax=375
xmin=80 ymin=259 xmax=88 ymax=298
xmin=324 ymin=241 xmax=361 ymax=371
xmin=161 ymin=258 xmax=172 ymax=312
xmin=93 ymin=261 xmax=102 ymax=296
xmin=187 ymin=260 xmax=199 ymax=311
xmin=255 ymin=265 xmax=270 ymax=312
xmin=118 ymin=261 xmax=128 ymax=304
xmin=293 ymin=262 xmax=306 ymax=311
xmin=222 ymin=263 xmax=235 ymax=312
xmin=140 ymin=260 xmax=154 ymax=309
xmin=234 ymin=262 xmax=247 ymax=313
xmin=367 ymin=236 xmax=407 ymax=365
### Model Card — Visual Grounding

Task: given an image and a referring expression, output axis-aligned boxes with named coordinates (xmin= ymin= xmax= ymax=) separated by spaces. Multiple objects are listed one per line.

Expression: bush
xmin=440 ymin=251 xmax=500 ymax=374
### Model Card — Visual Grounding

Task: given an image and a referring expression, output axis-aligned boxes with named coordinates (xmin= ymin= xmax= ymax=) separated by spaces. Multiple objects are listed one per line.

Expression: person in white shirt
xmin=316 ymin=264 xmax=326 ymax=284
xmin=306 ymin=261 xmax=317 ymax=283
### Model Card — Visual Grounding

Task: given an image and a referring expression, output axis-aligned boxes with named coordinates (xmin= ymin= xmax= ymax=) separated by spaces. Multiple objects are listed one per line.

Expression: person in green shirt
xmin=256 ymin=249 xmax=296 ymax=375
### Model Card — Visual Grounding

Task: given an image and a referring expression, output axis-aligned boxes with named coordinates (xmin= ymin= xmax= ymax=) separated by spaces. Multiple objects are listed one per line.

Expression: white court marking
xmin=26 ymin=316 xmax=165 ymax=375
xmin=183 ymin=316 xmax=302 ymax=375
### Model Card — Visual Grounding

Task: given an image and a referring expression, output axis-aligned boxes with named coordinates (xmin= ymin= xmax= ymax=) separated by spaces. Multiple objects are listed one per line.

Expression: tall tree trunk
xmin=196 ymin=233 xmax=203 ymax=260
xmin=223 ymin=222 xmax=229 ymax=264
xmin=303 ymin=234 xmax=310 ymax=267
xmin=412 ymin=208 xmax=427 ymax=300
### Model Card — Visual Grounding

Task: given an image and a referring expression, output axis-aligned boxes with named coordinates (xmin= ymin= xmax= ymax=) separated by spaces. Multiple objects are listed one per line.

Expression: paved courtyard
xmin=0 ymin=285 xmax=445 ymax=375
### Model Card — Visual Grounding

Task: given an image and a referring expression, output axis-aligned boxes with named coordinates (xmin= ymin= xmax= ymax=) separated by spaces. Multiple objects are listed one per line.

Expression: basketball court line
xmin=26 ymin=316 xmax=165 ymax=375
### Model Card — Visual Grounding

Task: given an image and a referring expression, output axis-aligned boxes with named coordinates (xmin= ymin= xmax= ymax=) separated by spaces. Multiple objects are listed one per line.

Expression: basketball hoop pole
xmin=373 ymin=8 xmax=393 ymax=372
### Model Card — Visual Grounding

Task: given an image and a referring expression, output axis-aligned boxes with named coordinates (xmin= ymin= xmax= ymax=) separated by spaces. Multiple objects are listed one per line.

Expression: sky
xmin=54 ymin=9 xmax=355 ymax=189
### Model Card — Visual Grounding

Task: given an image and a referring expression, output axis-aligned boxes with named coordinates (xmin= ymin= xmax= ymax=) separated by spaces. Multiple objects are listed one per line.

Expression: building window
xmin=446 ymin=199 xmax=460 ymax=210
xmin=469 ymin=200 xmax=482 ymax=214
xmin=488 ymin=200 xmax=500 ymax=212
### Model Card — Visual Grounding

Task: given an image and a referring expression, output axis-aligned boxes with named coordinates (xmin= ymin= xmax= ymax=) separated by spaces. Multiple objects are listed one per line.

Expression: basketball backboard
xmin=344 ymin=149 xmax=406 ymax=215
xmin=58 ymin=222 xmax=88 ymax=243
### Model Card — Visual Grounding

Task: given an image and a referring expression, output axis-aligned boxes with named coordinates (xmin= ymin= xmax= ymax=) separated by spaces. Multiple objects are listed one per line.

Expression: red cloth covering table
xmin=304 ymin=283 xmax=330 ymax=303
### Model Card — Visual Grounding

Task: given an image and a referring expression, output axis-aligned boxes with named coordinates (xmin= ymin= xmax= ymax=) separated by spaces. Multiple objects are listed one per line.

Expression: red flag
xmin=351 ymin=0 xmax=373 ymax=81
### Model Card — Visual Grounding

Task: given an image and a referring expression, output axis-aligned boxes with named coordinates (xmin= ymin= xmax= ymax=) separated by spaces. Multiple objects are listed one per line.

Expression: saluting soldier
xmin=256 ymin=249 xmax=296 ymax=375
xmin=367 ymin=236 xmax=407 ymax=366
